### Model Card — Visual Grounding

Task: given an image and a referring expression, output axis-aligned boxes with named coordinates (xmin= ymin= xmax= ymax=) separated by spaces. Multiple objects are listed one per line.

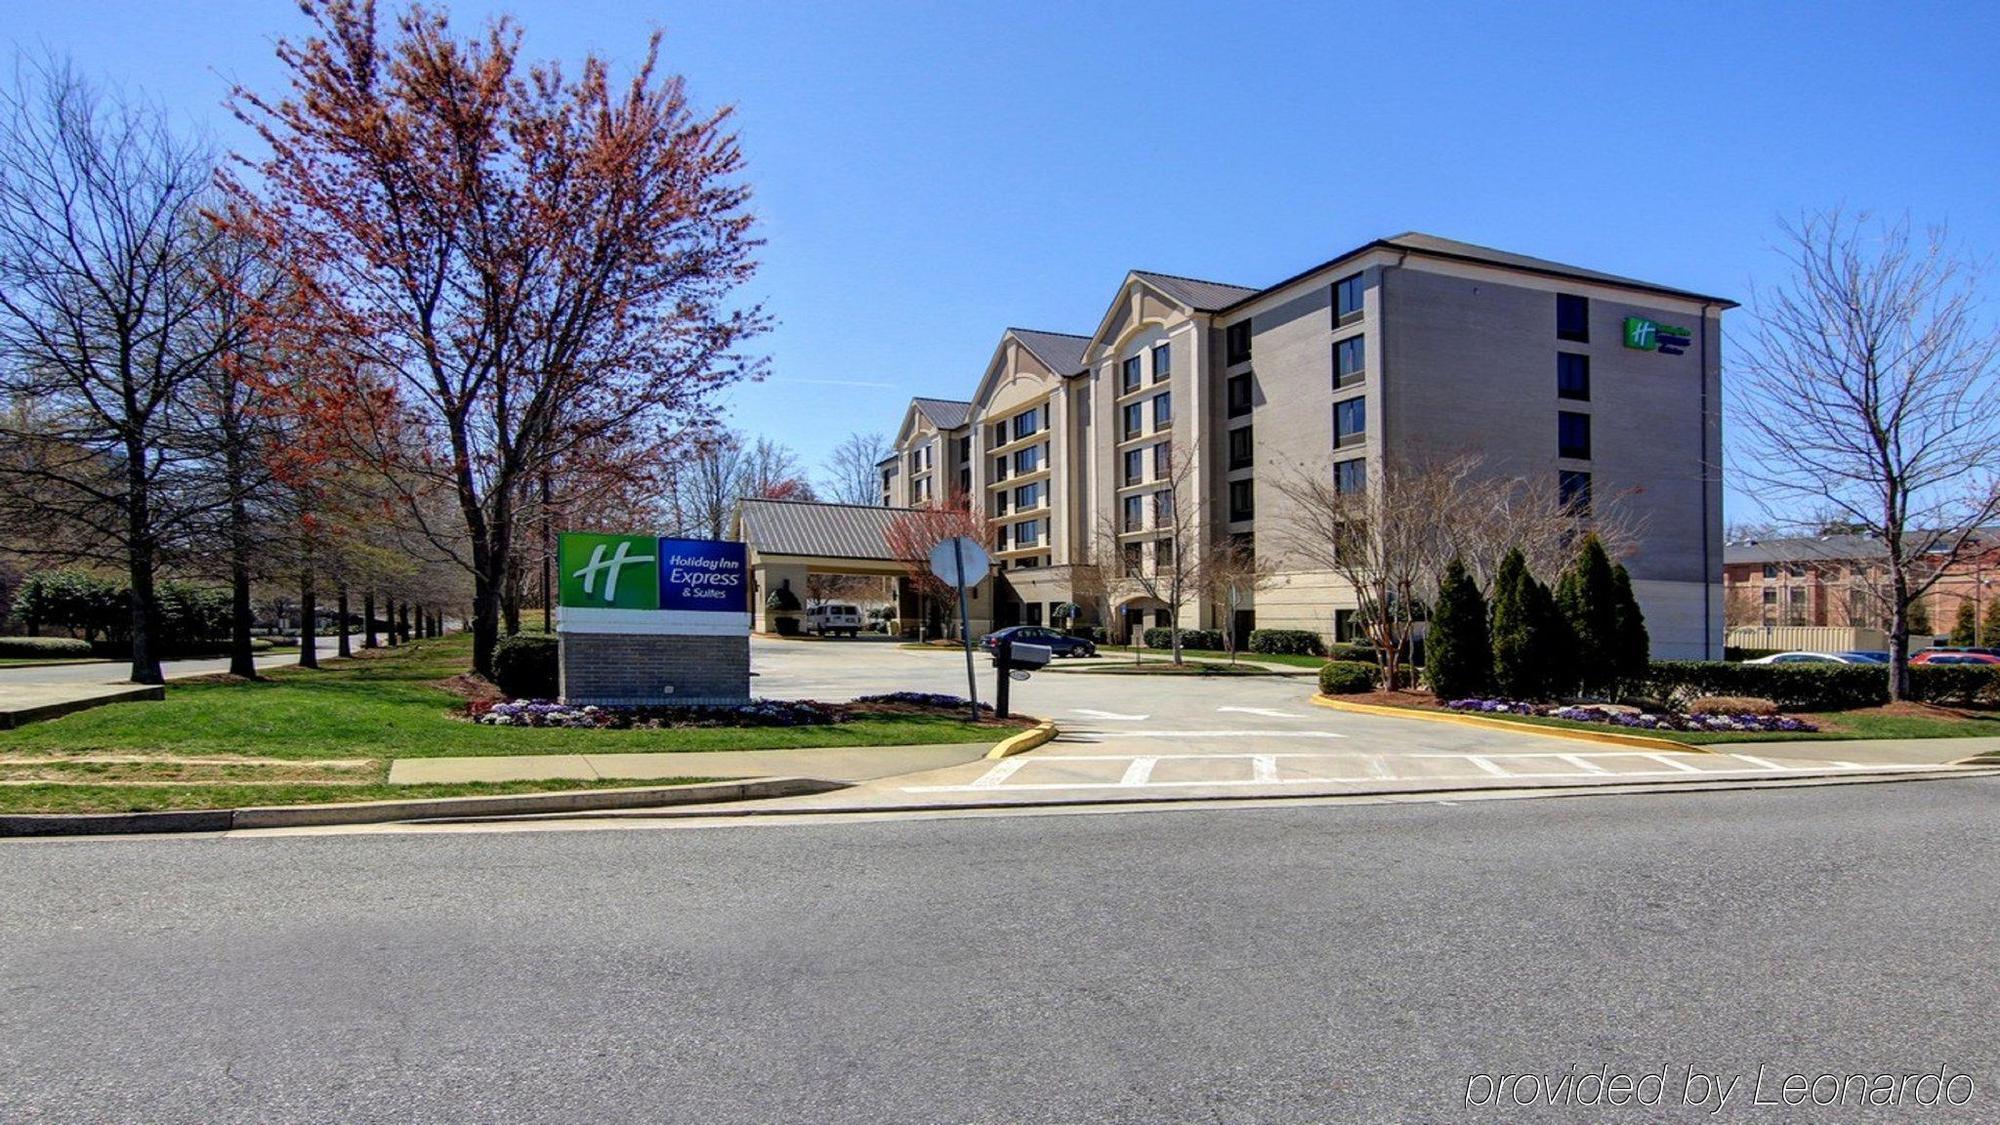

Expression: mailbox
xmin=997 ymin=641 xmax=1052 ymax=671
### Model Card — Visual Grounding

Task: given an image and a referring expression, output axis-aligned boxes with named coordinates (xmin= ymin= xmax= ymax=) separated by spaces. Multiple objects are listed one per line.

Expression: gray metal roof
xmin=1724 ymin=535 xmax=1889 ymax=565
xmin=737 ymin=498 xmax=915 ymax=561
xmin=1007 ymin=327 xmax=1091 ymax=375
xmin=1130 ymin=270 xmax=1260 ymax=312
xmin=910 ymin=397 xmax=972 ymax=430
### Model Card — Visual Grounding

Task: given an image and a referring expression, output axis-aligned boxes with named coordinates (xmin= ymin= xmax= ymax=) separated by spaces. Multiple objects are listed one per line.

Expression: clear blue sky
xmin=12 ymin=1 xmax=1999 ymax=519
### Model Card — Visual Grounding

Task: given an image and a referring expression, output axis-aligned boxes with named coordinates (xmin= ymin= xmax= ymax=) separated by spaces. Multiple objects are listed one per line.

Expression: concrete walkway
xmin=387 ymin=742 xmax=995 ymax=785
xmin=0 ymin=638 xmax=347 ymax=728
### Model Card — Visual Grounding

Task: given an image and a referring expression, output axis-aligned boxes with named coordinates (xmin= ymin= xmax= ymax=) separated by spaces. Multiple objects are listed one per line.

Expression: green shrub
xmin=1424 ymin=557 xmax=1491 ymax=700
xmin=1325 ymin=642 xmax=1378 ymax=664
xmin=1249 ymin=629 xmax=1324 ymax=656
xmin=1319 ymin=660 xmax=1377 ymax=694
xmin=492 ymin=635 xmax=559 ymax=699
xmin=1642 ymin=661 xmax=1889 ymax=711
xmin=1949 ymin=601 xmax=1978 ymax=647
xmin=1908 ymin=665 xmax=2000 ymax=707
xmin=1491 ymin=549 xmax=1568 ymax=699
xmin=12 ymin=569 xmax=124 ymax=641
xmin=1142 ymin=627 xmax=1224 ymax=651
xmin=0 ymin=636 xmax=94 ymax=658
xmin=1609 ymin=563 xmax=1650 ymax=694
xmin=1555 ymin=535 xmax=1619 ymax=695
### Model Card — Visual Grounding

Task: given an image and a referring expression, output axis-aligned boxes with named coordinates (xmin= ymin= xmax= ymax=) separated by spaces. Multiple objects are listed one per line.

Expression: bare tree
xmin=740 ymin=436 xmax=814 ymax=501
xmin=1447 ymin=472 xmax=1643 ymax=597
xmin=883 ymin=490 xmax=989 ymax=640
xmin=1094 ymin=442 xmax=1207 ymax=662
xmin=0 ymin=57 xmax=229 ymax=684
xmin=1733 ymin=211 xmax=2000 ymax=698
xmin=1205 ymin=535 xmax=1274 ymax=661
xmin=822 ymin=431 xmax=889 ymax=505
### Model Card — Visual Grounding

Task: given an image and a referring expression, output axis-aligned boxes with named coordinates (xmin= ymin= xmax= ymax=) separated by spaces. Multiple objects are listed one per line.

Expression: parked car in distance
xmin=1744 ymin=651 xmax=1862 ymax=664
xmin=1836 ymin=651 xmax=1890 ymax=664
xmin=978 ymin=625 xmax=1098 ymax=659
xmin=1910 ymin=650 xmax=2000 ymax=665
xmin=806 ymin=604 xmax=864 ymax=637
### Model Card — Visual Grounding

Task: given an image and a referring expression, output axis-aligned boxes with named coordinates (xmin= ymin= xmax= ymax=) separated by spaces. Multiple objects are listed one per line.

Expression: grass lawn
xmin=1100 ymin=645 xmax=1328 ymax=669
xmin=1336 ymin=694 xmax=2000 ymax=746
xmin=0 ymin=634 xmax=1011 ymax=815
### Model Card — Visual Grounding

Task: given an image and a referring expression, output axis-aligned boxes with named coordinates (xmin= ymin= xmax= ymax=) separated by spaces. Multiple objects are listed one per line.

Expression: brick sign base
xmin=558 ymin=633 xmax=750 ymax=707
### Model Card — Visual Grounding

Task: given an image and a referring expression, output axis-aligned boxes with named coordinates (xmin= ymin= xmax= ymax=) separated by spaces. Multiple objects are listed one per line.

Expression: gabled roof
xmin=1005 ymin=327 xmax=1091 ymax=376
xmin=909 ymin=397 xmax=972 ymax=430
xmin=736 ymin=498 xmax=915 ymax=561
xmin=1129 ymin=270 xmax=1259 ymax=312
xmin=1724 ymin=535 xmax=1889 ymax=566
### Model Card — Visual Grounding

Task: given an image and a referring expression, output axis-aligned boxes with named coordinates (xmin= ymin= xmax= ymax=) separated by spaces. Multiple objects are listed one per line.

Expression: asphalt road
xmin=4 ymin=779 xmax=1995 ymax=1122
xmin=0 ymin=635 xmax=346 ymax=686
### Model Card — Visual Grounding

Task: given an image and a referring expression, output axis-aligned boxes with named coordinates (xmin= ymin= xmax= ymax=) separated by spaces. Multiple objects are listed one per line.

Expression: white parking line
xmin=1119 ymin=757 xmax=1159 ymax=786
xmin=1463 ymin=755 xmax=1509 ymax=777
xmin=1640 ymin=752 xmax=1702 ymax=773
xmin=1252 ymin=755 xmax=1280 ymax=782
xmin=967 ymin=758 xmax=1031 ymax=789
xmin=1072 ymin=709 xmax=1150 ymax=721
xmin=1728 ymin=754 xmax=1789 ymax=771
xmin=1065 ymin=730 xmax=1348 ymax=740
xmin=1218 ymin=706 xmax=1301 ymax=719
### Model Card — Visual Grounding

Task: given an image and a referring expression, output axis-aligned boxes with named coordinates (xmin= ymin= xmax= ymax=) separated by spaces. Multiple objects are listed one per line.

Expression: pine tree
xmin=1949 ymin=600 xmax=1977 ymax=646
xmin=1982 ymin=597 xmax=2000 ymax=648
xmin=1554 ymin=534 xmax=1620 ymax=696
xmin=1490 ymin=549 xmax=1540 ymax=699
xmin=1525 ymin=571 xmax=1573 ymax=698
xmin=1610 ymin=563 xmax=1650 ymax=695
xmin=1424 ymin=557 xmax=1492 ymax=700
xmin=1910 ymin=598 xmax=1933 ymax=635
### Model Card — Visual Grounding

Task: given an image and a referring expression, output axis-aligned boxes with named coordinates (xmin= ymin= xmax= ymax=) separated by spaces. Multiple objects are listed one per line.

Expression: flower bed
xmin=467 ymin=693 xmax=993 ymax=730
xmin=852 ymin=692 xmax=993 ymax=712
xmin=1446 ymin=698 xmax=1818 ymax=734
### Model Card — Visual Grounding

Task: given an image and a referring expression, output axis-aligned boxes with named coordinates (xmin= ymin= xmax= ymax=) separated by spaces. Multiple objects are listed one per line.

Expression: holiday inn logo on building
xmin=559 ymin=533 xmax=660 ymax=609
xmin=1623 ymin=316 xmax=1693 ymax=356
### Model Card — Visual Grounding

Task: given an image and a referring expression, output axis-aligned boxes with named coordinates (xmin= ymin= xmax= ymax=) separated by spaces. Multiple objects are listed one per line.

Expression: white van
xmin=807 ymin=604 xmax=864 ymax=638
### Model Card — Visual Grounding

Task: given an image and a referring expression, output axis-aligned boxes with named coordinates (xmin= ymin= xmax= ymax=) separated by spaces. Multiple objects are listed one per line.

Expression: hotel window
xmin=1012 ymin=407 xmax=1040 ymax=441
xmin=991 ymin=491 xmax=1009 ymax=518
xmin=1155 ymin=539 xmax=1174 ymax=572
xmin=1558 ymin=411 xmax=1591 ymax=459
xmin=1152 ymin=490 xmax=1173 ymax=525
xmin=1077 ymin=387 xmax=1091 ymax=426
xmin=1334 ymin=272 xmax=1365 ymax=325
xmin=1558 ymin=353 xmax=1590 ymax=401
xmin=1014 ymin=481 xmax=1042 ymax=510
xmin=1122 ymin=542 xmax=1143 ymax=577
xmin=1152 ymin=392 xmax=1172 ymax=429
xmin=1334 ymin=609 xmax=1360 ymax=642
xmin=959 ymin=466 xmax=970 ymax=492
xmin=1335 ymin=336 xmax=1365 ymax=387
xmin=1226 ymin=373 xmax=1253 ymax=418
xmin=1012 ymin=443 xmax=1042 ymax=474
xmin=1121 ymin=355 xmax=1142 ymax=394
xmin=1014 ymin=519 xmax=1043 ymax=547
xmin=1225 ymin=320 xmax=1253 ymax=365
xmin=1124 ymin=448 xmax=1144 ymax=485
xmin=993 ymin=455 xmax=1008 ymax=482
xmin=1762 ymin=564 xmax=1777 ymax=579
xmin=1229 ymin=479 xmax=1255 ymax=522
xmin=1334 ymin=457 xmax=1366 ymax=494
xmin=994 ymin=525 xmax=1008 ymax=551
xmin=1557 ymin=293 xmax=1589 ymax=342
xmin=1122 ymin=402 xmax=1143 ymax=440
xmin=1123 ymin=494 xmax=1144 ymax=532
xmin=1559 ymin=469 xmax=1592 ymax=514
xmin=1153 ymin=440 xmax=1172 ymax=479
xmin=1152 ymin=342 xmax=1171 ymax=383
xmin=1228 ymin=426 xmax=1253 ymax=470
xmin=958 ymin=435 xmax=972 ymax=461
xmin=1334 ymin=397 xmax=1366 ymax=448
xmin=991 ymin=422 xmax=1008 ymax=447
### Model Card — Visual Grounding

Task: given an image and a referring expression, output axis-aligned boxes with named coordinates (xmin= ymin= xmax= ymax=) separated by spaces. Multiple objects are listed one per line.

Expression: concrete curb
xmin=0 ymin=777 xmax=847 ymax=837
xmin=986 ymin=720 xmax=1059 ymax=760
xmin=0 ymin=684 xmax=165 ymax=730
xmin=1308 ymin=694 xmax=1714 ymax=754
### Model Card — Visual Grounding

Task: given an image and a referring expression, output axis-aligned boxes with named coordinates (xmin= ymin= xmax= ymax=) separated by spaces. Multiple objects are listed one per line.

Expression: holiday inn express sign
xmin=556 ymin=532 xmax=749 ymax=635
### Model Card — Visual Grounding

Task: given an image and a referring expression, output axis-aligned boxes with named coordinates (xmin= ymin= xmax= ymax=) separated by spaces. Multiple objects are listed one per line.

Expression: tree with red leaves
xmin=224 ymin=1 xmax=766 ymax=676
xmin=883 ymin=492 xmax=990 ymax=639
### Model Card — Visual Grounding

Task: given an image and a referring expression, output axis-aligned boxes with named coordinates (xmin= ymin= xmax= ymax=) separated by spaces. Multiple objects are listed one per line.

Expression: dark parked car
xmin=979 ymin=626 xmax=1098 ymax=659
xmin=1911 ymin=650 xmax=2000 ymax=665
xmin=1836 ymin=651 xmax=1889 ymax=664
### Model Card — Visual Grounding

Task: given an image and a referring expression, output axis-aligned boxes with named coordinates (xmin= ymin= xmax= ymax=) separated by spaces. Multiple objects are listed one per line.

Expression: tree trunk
xmin=363 ymin=590 xmax=379 ymax=648
xmin=297 ymin=545 xmax=319 ymax=670
xmin=1889 ymin=573 xmax=1912 ymax=702
xmin=336 ymin=586 xmax=352 ymax=658
xmin=229 ymin=558 xmax=256 ymax=679
xmin=399 ymin=602 xmax=412 ymax=644
xmin=124 ymin=460 xmax=162 ymax=685
xmin=385 ymin=596 xmax=399 ymax=647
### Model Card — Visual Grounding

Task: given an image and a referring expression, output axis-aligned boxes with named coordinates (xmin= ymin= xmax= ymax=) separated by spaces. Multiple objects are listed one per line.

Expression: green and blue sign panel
xmin=1623 ymin=316 xmax=1693 ymax=356
xmin=557 ymin=532 xmax=748 ymax=634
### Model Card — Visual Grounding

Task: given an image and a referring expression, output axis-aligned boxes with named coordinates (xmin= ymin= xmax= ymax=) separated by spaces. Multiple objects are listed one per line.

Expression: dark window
xmin=1152 ymin=343 xmax=1171 ymax=383
xmin=1558 ymin=353 xmax=1590 ymax=401
xmin=1335 ymin=397 xmax=1366 ymax=448
xmin=1762 ymin=564 xmax=1777 ymax=579
xmin=1226 ymin=373 xmax=1253 ymax=418
xmin=1559 ymin=469 xmax=1592 ymax=514
xmin=1152 ymin=491 xmax=1172 ymax=524
xmin=959 ymin=466 xmax=970 ymax=493
xmin=1229 ymin=480 xmax=1255 ymax=522
xmin=958 ymin=436 xmax=972 ymax=462
xmin=1334 ymin=457 xmax=1366 ymax=494
xmin=1076 ymin=388 xmax=1091 ymax=426
xmin=991 ymin=422 xmax=1007 ymax=447
xmin=1334 ymin=609 xmax=1360 ymax=642
xmin=1013 ymin=444 xmax=1042 ymax=473
xmin=1557 ymin=293 xmax=1589 ymax=342
xmin=1336 ymin=272 xmax=1368 ymax=324
xmin=1152 ymin=392 xmax=1172 ymax=429
xmin=1012 ymin=407 xmax=1039 ymax=441
xmin=1014 ymin=482 xmax=1042 ymax=509
xmin=1122 ymin=402 xmax=1143 ymax=440
xmin=1335 ymin=336 xmax=1365 ymax=386
xmin=1155 ymin=539 xmax=1174 ymax=571
xmin=1123 ymin=448 xmax=1143 ymax=485
xmin=1558 ymin=411 xmax=1591 ymax=459
xmin=1122 ymin=542 xmax=1143 ymax=577
xmin=1228 ymin=426 xmax=1253 ymax=469
xmin=1153 ymin=440 xmax=1172 ymax=478
xmin=993 ymin=455 xmax=1008 ymax=482
xmin=1024 ymin=603 xmax=1043 ymax=625
xmin=1226 ymin=320 xmax=1253 ymax=365
xmin=991 ymin=491 xmax=1008 ymax=518
xmin=1123 ymin=495 xmax=1144 ymax=532
xmin=1121 ymin=355 xmax=1142 ymax=394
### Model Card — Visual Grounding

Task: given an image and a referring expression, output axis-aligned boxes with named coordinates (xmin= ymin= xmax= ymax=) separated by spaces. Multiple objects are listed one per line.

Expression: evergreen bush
xmin=1423 ymin=557 xmax=1491 ymax=700
xmin=1555 ymin=535 xmax=1619 ymax=695
xmin=1248 ymin=629 xmax=1325 ymax=656
xmin=493 ymin=634 xmax=559 ymax=699
xmin=1318 ymin=661 xmax=1377 ymax=694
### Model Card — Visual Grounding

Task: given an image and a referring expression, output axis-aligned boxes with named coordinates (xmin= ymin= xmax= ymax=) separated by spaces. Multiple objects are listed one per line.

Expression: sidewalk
xmin=387 ymin=742 xmax=996 ymax=785
xmin=0 ymin=640 xmax=343 ymax=728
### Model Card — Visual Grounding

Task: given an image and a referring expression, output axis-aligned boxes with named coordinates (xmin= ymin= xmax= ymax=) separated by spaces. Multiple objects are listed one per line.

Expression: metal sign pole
xmin=953 ymin=538 xmax=979 ymax=722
